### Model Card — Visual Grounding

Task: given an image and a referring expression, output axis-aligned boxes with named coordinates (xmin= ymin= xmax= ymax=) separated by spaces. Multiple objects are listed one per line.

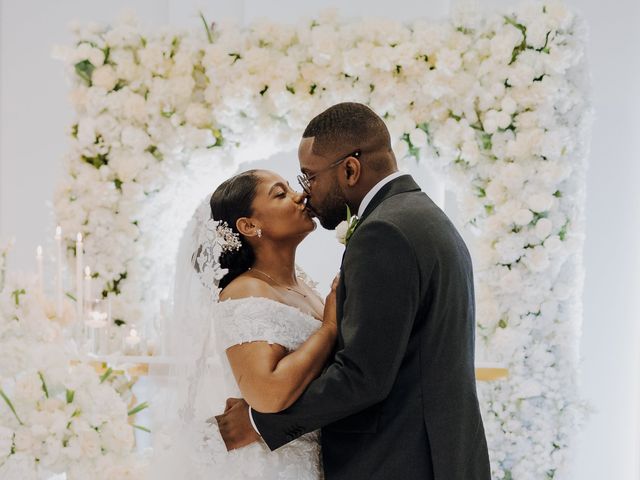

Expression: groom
xmin=216 ymin=102 xmax=490 ymax=479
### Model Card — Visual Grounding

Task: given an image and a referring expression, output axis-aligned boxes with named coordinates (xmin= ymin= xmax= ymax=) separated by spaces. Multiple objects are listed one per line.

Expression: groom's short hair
xmin=303 ymin=103 xmax=392 ymax=166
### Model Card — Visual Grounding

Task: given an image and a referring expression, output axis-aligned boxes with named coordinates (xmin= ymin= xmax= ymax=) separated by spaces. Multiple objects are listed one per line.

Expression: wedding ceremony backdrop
xmin=0 ymin=0 xmax=639 ymax=479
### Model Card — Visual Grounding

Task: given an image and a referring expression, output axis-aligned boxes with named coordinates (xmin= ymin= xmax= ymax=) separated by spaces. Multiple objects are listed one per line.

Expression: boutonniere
xmin=336 ymin=206 xmax=359 ymax=245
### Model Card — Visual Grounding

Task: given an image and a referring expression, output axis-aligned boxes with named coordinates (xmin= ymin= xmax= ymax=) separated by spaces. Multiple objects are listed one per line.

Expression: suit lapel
xmin=339 ymin=175 xmax=421 ymax=268
xmin=353 ymin=174 xmax=421 ymax=230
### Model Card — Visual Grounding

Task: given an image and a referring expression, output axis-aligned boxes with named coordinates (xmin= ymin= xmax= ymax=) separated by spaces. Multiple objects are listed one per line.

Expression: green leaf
xmin=259 ymin=85 xmax=269 ymax=96
xmin=128 ymin=401 xmax=150 ymax=416
xmin=559 ymin=221 xmax=569 ymax=241
xmin=498 ymin=319 xmax=508 ymax=329
xmin=74 ymin=59 xmax=95 ymax=86
xmin=99 ymin=367 xmax=113 ymax=384
xmin=285 ymin=84 xmax=296 ymax=94
xmin=38 ymin=371 xmax=49 ymax=398
xmin=11 ymin=289 xmax=26 ymax=306
xmin=309 ymin=83 xmax=317 ymax=95
xmin=199 ymin=12 xmax=213 ymax=44
xmin=81 ymin=153 xmax=109 ymax=169
xmin=66 ymin=389 xmax=75 ymax=404
xmin=133 ymin=424 xmax=151 ymax=433
xmin=480 ymin=133 xmax=492 ymax=150
xmin=0 ymin=389 xmax=23 ymax=425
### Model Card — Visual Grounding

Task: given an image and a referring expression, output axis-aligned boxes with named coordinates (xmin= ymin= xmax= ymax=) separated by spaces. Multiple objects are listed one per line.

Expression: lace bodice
xmin=215 ymin=297 xmax=323 ymax=352
xmin=192 ymin=296 xmax=324 ymax=479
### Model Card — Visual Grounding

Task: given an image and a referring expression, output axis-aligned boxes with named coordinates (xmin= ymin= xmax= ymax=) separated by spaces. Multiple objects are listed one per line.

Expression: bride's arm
xmin=222 ymin=278 xmax=338 ymax=414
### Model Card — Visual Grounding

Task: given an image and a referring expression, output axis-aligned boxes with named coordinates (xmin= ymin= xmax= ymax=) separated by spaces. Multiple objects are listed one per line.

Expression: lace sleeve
xmin=214 ymin=297 xmax=321 ymax=352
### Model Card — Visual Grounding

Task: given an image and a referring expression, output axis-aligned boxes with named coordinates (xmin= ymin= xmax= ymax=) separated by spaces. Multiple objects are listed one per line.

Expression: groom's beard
xmin=307 ymin=183 xmax=347 ymax=230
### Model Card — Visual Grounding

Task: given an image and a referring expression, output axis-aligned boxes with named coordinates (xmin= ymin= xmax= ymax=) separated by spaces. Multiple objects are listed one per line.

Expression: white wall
xmin=0 ymin=0 xmax=638 ymax=478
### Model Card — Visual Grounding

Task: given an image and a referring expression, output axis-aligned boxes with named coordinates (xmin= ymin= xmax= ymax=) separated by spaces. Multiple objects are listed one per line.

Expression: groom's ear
xmin=236 ymin=217 xmax=258 ymax=237
xmin=344 ymin=157 xmax=361 ymax=187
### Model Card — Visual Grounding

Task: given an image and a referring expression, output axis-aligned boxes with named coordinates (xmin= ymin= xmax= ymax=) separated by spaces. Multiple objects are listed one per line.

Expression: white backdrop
xmin=0 ymin=1 xmax=639 ymax=479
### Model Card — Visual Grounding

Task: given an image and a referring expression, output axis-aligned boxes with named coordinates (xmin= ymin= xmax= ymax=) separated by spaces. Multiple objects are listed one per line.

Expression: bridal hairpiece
xmin=215 ymin=220 xmax=242 ymax=253
xmin=193 ymin=218 xmax=241 ymax=290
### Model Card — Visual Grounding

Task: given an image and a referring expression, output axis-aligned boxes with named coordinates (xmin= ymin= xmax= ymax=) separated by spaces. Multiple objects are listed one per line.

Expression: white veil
xmin=149 ymin=196 xmax=231 ymax=479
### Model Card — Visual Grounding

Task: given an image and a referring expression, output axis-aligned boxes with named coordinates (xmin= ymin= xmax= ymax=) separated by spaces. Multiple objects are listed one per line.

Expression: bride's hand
xmin=322 ymin=274 xmax=339 ymax=330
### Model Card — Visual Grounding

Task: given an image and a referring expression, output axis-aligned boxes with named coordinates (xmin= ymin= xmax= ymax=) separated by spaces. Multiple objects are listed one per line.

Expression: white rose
xmin=109 ymin=150 xmax=153 ymax=182
xmin=393 ymin=139 xmax=409 ymax=160
xmin=513 ymin=209 xmax=533 ymax=226
xmin=409 ymin=128 xmax=428 ymax=148
xmin=494 ymin=235 xmax=526 ymax=264
xmin=534 ymin=218 xmax=553 ymax=240
xmin=78 ymin=429 xmax=101 ymax=458
xmin=77 ymin=118 xmax=97 ymax=146
xmin=483 ymin=110 xmax=499 ymax=134
xmin=101 ymin=422 xmax=134 ymax=454
xmin=185 ymin=103 xmax=212 ymax=128
xmin=88 ymin=47 xmax=106 ymax=68
xmin=527 ymin=193 xmax=554 ymax=213
xmin=544 ymin=235 xmax=563 ymax=254
xmin=523 ymin=246 xmax=550 ymax=272
xmin=14 ymin=373 xmax=42 ymax=403
xmin=0 ymin=426 xmax=13 ymax=457
xmin=92 ymin=65 xmax=119 ymax=91
xmin=500 ymin=96 xmax=518 ymax=115
xmin=13 ymin=428 xmax=35 ymax=452
xmin=121 ymin=126 xmax=151 ymax=152
xmin=335 ymin=221 xmax=349 ymax=245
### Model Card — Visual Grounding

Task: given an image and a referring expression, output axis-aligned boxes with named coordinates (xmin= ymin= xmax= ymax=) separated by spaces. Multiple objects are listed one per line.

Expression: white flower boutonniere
xmin=336 ymin=206 xmax=359 ymax=245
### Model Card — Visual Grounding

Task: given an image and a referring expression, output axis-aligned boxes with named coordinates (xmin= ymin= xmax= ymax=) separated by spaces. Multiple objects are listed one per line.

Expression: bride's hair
xmin=209 ymin=170 xmax=261 ymax=289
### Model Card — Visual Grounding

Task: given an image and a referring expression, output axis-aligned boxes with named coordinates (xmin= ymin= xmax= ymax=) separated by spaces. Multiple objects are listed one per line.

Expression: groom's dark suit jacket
xmin=252 ymin=175 xmax=490 ymax=479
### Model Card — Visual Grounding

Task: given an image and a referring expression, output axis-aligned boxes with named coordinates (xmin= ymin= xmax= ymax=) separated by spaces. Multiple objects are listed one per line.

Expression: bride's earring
xmin=257 ymin=228 xmax=262 ymax=238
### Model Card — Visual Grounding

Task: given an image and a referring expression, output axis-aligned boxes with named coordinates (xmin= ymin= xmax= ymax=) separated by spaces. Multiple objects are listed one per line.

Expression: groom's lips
xmin=304 ymin=202 xmax=317 ymax=218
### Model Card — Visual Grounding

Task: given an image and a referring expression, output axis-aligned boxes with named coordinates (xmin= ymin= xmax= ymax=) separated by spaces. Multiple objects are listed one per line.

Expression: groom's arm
xmin=251 ymin=219 xmax=426 ymax=450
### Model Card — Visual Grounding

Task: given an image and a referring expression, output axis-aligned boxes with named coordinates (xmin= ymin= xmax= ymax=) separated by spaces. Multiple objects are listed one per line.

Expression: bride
xmin=151 ymin=168 xmax=337 ymax=479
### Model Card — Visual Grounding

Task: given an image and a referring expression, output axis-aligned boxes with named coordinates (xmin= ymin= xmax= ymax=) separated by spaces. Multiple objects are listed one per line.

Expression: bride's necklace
xmin=248 ymin=268 xmax=308 ymax=298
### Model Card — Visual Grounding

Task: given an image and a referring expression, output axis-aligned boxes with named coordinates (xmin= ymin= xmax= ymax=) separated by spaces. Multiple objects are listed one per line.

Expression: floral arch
xmin=54 ymin=2 xmax=590 ymax=477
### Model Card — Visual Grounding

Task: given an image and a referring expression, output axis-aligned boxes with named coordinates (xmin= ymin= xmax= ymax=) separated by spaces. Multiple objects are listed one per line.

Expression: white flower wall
xmin=53 ymin=2 xmax=591 ymax=477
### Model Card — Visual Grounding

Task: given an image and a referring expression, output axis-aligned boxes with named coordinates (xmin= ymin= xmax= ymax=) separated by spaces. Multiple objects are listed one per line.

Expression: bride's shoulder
xmin=219 ymin=275 xmax=279 ymax=303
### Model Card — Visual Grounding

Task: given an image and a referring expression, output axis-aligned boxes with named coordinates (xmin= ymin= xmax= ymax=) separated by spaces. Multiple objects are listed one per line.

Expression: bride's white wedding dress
xmin=191 ymin=297 xmax=324 ymax=479
xmin=151 ymin=199 xmax=324 ymax=479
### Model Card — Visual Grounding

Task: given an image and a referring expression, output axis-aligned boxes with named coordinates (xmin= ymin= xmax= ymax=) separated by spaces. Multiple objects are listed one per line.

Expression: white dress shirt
xmin=356 ymin=171 xmax=405 ymax=218
xmin=248 ymin=170 xmax=407 ymax=435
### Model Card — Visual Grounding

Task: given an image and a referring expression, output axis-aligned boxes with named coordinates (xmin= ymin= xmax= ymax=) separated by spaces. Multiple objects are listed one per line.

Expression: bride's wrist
xmin=321 ymin=322 xmax=338 ymax=338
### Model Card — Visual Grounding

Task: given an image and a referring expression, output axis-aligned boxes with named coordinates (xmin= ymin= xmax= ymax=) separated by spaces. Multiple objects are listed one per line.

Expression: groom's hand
xmin=212 ymin=398 xmax=261 ymax=451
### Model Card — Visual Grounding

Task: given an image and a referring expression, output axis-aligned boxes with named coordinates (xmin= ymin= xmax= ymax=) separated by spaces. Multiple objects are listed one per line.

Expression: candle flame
xmin=55 ymin=226 xmax=62 ymax=238
xmin=36 ymin=246 xmax=43 ymax=257
xmin=77 ymin=232 xmax=83 ymax=242
xmin=85 ymin=266 xmax=91 ymax=277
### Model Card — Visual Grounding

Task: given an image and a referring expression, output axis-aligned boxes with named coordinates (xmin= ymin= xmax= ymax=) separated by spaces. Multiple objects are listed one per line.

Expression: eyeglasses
xmin=297 ymin=150 xmax=361 ymax=195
